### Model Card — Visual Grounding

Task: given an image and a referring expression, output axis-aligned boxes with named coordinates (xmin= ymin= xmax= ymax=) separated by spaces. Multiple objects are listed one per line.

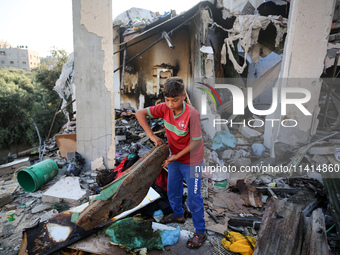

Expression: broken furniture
xmin=75 ymin=144 xmax=169 ymax=230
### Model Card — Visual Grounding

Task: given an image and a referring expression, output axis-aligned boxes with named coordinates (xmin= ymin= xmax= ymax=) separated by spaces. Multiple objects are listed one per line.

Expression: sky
xmin=0 ymin=0 xmax=201 ymax=57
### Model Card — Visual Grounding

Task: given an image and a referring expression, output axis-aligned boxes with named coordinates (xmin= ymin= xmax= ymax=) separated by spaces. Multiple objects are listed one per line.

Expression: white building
xmin=0 ymin=41 xmax=40 ymax=71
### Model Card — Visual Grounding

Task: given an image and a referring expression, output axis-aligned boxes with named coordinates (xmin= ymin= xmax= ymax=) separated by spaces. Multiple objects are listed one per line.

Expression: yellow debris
xmin=221 ymin=231 xmax=257 ymax=255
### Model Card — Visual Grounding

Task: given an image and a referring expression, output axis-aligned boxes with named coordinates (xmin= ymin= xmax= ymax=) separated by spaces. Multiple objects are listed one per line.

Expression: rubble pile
xmin=0 ymin=101 xmax=339 ymax=254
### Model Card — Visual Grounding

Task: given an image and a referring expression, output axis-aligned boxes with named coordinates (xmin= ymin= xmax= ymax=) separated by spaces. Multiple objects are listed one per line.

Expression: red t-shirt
xmin=146 ymin=102 xmax=204 ymax=165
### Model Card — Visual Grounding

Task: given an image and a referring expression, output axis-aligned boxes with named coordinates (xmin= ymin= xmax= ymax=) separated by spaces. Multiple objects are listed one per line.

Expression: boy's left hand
xmin=162 ymin=155 xmax=178 ymax=168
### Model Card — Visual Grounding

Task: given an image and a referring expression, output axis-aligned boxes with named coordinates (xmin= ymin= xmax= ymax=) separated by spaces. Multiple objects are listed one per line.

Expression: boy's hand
xmin=150 ymin=134 xmax=163 ymax=147
xmin=162 ymin=155 xmax=178 ymax=168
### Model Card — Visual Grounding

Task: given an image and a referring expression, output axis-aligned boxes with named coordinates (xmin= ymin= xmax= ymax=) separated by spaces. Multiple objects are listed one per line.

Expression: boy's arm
xmin=162 ymin=139 xmax=201 ymax=167
xmin=136 ymin=109 xmax=163 ymax=146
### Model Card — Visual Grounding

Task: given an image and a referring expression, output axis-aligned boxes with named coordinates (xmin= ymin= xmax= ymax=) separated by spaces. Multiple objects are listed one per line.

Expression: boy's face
xmin=165 ymin=92 xmax=186 ymax=113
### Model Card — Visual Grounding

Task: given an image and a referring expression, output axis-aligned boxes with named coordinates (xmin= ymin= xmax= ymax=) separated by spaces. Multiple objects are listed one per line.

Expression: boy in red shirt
xmin=136 ymin=77 xmax=206 ymax=249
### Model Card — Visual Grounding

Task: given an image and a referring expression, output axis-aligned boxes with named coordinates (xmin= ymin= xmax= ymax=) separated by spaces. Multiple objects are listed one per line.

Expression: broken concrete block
xmin=42 ymin=177 xmax=87 ymax=206
xmin=239 ymin=126 xmax=262 ymax=139
xmin=91 ymin=157 xmax=106 ymax=171
xmin=116 ymin=135 xmax=126 ymax=141
xmin=235 ymin=158 xmax=252 ymax=168
xmin=309 ymin=146 xmax=335 ymax=155
xmin=222 ymin=150 xmax=234 ymax=159
xmin=0 ymin=180 xmax=18 ymax=208
xmin=0 ymin=157 xmax=30 ymax=177
xmin=31 ymin=203 xmax=52 ymax=214
xmin=0 ymin=194 xmax=13 ymax=208
xmin=4 ymin=204 xmax=17 ymax=211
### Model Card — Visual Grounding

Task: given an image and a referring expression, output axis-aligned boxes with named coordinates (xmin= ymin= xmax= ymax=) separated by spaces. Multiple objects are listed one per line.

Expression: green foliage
xmin=0 ymin=48 xmax=69 ymax=151
xmin=0 ymin=68 xmax=35 ymax=149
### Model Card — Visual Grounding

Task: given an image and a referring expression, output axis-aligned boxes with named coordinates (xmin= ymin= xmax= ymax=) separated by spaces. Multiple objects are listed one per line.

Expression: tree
xmin=0 ymin=68 xmax=35 ymax=151
xmin=0 ymin=48 xmax=69 ymax=153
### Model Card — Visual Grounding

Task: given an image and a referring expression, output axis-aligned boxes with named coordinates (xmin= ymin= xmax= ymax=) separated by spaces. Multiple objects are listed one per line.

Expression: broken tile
xmin=42 ymin=177 xmax=87 ymax=206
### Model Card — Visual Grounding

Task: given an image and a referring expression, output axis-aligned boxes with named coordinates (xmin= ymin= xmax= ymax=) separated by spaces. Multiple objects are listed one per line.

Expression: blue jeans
xmin=167 ymin=160 xmax=205 ymax=234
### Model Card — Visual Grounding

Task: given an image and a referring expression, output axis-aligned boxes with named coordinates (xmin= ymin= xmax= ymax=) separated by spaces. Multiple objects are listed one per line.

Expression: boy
xmin=136 ymin=77 xmax=206 ymax=249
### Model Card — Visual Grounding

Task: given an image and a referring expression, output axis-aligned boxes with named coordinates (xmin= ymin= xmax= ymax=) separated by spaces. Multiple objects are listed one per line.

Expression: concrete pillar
xmin=264 ymin=0 xmax=335 ymax=155
xmin=72 ymin=0 xmax=115 ymax=169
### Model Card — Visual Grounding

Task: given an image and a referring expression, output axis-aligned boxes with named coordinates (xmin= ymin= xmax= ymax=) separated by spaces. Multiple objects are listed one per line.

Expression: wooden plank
xmin=301 ymin=215 xmax=312 ymax=255
xmin=253 ymin=198 xmax=304 ymax=255
xmin=309 ymin=208 xmax=328 ymax=255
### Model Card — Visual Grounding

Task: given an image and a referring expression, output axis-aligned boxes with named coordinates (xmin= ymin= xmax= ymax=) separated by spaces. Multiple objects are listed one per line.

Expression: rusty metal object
xmin=253 ymin=198 xmax=303 ymax=255
xmin=76 ymin=144 xmax=169 ymax=230
xmin=19 ymin=208 xmax=95 ymax=255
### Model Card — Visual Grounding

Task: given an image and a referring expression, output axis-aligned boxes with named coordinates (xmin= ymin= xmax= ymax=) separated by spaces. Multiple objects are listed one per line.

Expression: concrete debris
xmin=31 ymin=203 xmax=52 ymax=214
xmin=42 ymin=176 xmax=87 ymax=206
xmin=1 ymin=1 xmax=339 ymax=254
xmin=0 ymin=157 xmax=30 ymax=177
xmin=234 ymin=158 xmax=252 ymax=168
xmin=239 ymin=126 xmax=262 ymax=139
xmin=3 ymin=204 xmax=17 ymax=211
xmin=222 ymin=149 xmax=234 ymax=159
xmin=91 ymin=157 xmax=106 ymax=171
xmin=308 ymin=146 xmax=336 ymax=155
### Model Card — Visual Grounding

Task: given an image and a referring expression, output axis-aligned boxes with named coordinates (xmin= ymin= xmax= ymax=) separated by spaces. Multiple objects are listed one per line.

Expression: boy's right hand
xmin=150 ymin=134 xmax=163 ymax=146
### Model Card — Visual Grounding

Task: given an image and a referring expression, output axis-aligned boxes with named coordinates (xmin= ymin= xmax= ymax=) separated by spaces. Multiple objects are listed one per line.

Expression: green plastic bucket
xmin=17 ymin=159 xmax=59 ymax=192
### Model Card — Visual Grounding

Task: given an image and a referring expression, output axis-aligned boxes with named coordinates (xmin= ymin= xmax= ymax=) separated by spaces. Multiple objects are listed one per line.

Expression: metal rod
xmin=114 ymin=12 xmax=200 ymax=73
xmin=57 ymin=99 xmax=76 ymax=114
xmin=114 ymin=32 xmax=160 ymax=54
xmin=46 ymin=99 xmax=76 ymax=141
xmin=47 ymin=99 xmax=62 ymax=141
xmin=162 ymin=31 xmax=174 ymax=49
xmin=34 ymin=123 xmax=42 ymax=162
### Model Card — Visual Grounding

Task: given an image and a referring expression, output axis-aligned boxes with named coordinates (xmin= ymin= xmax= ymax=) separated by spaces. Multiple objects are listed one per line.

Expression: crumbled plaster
xmin=223 ymin=15 xmax=287 ymax=73
xmin=80 ymin=0 xmax=113 ymax=93
xmin=201 ymin=9 xmax=213 ymax=43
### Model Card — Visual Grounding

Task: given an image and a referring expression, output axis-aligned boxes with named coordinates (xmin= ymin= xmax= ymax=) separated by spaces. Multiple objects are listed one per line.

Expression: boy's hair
xmin=163 ymin=77 xmax=184 ymax=97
